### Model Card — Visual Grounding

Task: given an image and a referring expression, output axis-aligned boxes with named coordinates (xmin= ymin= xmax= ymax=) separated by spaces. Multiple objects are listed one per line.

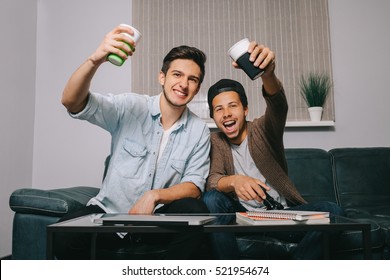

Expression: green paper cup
xmin=108 ymin=24 xmax=142 ymax=66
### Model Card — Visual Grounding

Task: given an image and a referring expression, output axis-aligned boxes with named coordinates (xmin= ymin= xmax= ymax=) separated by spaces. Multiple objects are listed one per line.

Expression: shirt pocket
xmin=170 ymin=159 xmax=186 ymax=178
xmin=115 ymin=138 xmax=148 ymax=179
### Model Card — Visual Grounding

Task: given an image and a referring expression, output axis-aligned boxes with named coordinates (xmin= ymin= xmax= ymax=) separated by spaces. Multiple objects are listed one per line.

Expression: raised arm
xmin=61 ymin=25 xmax=137 ymax=113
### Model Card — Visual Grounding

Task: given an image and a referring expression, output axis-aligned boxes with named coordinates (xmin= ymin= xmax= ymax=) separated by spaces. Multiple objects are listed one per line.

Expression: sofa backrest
xmin=329 ymin=147 xmax=390 ymax=214
xmin=285 ymin=148 xmax=338 ymax=204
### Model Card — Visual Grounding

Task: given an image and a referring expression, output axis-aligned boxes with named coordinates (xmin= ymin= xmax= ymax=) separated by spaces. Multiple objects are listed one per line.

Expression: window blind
xmin=132 ymin=0 xmax=334 ymax=122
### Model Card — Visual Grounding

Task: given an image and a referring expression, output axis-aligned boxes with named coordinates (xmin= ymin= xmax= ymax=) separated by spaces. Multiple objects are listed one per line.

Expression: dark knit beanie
xmin=207 ymin=79 xmax=247 ymax=118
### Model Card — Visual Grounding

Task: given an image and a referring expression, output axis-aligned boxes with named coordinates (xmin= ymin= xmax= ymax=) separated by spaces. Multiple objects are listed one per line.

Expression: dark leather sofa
xmin=9 ymin=147 xmax=390 ymax=259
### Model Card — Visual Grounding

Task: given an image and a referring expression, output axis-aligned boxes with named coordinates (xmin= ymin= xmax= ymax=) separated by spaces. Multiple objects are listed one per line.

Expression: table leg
xmin=362 ymin=228 xmax=372 ymax=259
xmin=322 ymin=232 xmax=330 ymax=259
xmin=90 ymin=233 xmax=97 ymax=260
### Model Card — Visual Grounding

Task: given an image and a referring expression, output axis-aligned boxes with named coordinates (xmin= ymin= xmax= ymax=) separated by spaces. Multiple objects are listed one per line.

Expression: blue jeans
xmin=203 ymin=189 xmax=345 ymax=259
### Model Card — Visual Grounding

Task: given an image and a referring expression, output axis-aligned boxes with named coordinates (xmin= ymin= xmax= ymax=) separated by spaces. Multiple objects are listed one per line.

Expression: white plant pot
xmin=308 ymin=106 xmax=323 ymax=122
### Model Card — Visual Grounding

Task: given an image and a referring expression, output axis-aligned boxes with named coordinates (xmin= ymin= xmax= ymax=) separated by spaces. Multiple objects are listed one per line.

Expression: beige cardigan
xmin=206 ymin=87 xmax=306 ymax=206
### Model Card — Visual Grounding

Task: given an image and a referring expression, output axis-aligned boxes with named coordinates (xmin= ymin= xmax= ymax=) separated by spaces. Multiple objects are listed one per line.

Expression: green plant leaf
xmin=299 ymin=72 xmax=331 ymax=107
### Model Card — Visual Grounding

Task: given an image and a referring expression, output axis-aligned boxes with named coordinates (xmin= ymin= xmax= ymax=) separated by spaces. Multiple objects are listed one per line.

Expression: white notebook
xmin=93 ymin=214 xmax=216 ymax=226
xmin=236 ymin=212 xmax=330 ymax=226
xmin=246 ymin=210 xmax=329 ymax=221
xmin=236 ymin=210 xmax=330 ymax=226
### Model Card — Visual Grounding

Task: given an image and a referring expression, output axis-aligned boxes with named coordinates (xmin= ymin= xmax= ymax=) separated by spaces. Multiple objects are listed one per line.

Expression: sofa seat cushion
xmin=336 ymin=219 xmax=384 ymax=250
xmin=9 ymin=186 xmax=100 ymax=217
xmin=236 ymin=218 xmax=384 ymax=260
xmin=236 ymin=235 xmax=296 ymax=259
xmin=332 ymin=218 xmax=385 ymax=259
xmin=379 ymin=220 xmax=390 ymax=248
xmin=356 ymin=216 xmax=390 ymax=255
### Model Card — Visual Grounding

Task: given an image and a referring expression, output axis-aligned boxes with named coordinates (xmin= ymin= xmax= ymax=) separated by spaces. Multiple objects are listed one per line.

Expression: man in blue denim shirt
xmin=71 ymin=92 xmax=210 ymax=214
xmin=56 ymin=24 xmax=210 ymax=259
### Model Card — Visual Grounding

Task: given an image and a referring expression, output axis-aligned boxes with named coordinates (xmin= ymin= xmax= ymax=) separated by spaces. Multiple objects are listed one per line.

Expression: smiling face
xmin=159 ymin=59 xmax=201 ymax=110
xmin=212 ymin=91 xmax=249 ymax=145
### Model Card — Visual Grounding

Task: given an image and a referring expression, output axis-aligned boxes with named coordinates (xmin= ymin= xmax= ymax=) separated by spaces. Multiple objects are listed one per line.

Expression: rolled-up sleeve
xmin=206 ymin=133 xmax=233 ymax=191
xmin=68 ymin=92 xmax=128 ymax=134
xmin=181 ymin=124 xmax=210 ymax=192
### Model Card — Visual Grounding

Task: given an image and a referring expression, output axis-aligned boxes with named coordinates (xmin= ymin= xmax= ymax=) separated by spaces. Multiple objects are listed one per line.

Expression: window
xmin=132 ymin=0 xmax=334 ymax=123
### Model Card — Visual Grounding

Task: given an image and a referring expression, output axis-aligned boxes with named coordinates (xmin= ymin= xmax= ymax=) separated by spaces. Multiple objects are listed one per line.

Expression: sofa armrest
xmin=9 ymin=186 xmax=100 ymax=217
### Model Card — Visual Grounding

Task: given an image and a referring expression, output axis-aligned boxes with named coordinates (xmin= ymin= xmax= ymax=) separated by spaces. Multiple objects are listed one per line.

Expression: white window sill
xmin=285 ymin=121 xmax=335 ymax=127
xmin=206 ymin=120 xmax=335 ymax=129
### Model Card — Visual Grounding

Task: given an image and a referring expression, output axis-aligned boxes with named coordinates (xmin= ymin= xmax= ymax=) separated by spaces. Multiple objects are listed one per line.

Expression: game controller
xmin=259 ymin=185 xmax=284 ymax=210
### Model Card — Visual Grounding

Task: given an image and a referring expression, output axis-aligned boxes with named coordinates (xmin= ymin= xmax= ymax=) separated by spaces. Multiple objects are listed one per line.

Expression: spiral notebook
xmin=236 ymin=210 xmax=330 ymax=225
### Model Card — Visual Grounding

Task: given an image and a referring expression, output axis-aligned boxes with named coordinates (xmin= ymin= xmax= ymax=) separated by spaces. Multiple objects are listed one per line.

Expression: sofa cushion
xmin=285 ymin=148 xmax=338 ymax=203
xmin=236 ymin=219 xmax=385 ymax=260
xmin=329 ymin=148 xmax=390 ymax=217
xmin=237 ymin=234 xmax=296 ymax=259
xmin=334 ymin=218 xmax=385 ymax=257
xmin=9 ymin=186 xmax=100 ymax=217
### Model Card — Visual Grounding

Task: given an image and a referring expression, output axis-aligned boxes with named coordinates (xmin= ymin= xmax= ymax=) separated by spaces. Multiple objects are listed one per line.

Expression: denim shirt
xmin=70 ymin=92 xmax=210 ymax=213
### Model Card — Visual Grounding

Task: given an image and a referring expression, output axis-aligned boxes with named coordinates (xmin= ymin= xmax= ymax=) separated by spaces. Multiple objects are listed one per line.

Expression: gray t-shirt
xmin=231 ymin=137 xmax=287 ymax=211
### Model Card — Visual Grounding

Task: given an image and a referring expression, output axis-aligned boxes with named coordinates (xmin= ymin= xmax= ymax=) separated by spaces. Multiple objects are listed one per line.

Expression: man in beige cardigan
xmin=203 ymin=41 xmax=343 ymax=259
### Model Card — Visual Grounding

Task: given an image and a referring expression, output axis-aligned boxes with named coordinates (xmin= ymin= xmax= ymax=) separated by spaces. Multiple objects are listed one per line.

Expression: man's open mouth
xmin=223 ymin=120 xmax=236 ymax=129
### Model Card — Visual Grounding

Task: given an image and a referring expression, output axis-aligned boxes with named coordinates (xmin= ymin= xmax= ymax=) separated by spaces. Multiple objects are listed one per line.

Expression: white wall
xmin=0 ymin=0 xmax=37 ymax=258
xmin=1 ymin=0 xmax=390 ymax=258
xmin=285 ymin=0 xmax=390 ymax=149
xmin=33 ymin=0 xmax=132 ymax=188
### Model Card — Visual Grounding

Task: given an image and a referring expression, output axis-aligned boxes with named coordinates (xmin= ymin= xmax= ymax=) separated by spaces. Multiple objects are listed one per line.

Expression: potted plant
xmin=299 ymin=72 xmax=332 ymax=121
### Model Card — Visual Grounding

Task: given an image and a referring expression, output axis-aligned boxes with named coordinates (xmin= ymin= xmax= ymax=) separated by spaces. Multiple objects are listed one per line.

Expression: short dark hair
xmin=161 ymin=46 xmax=206 ymax=84
xmin=207 ymin=79 xmax=248 ymax=118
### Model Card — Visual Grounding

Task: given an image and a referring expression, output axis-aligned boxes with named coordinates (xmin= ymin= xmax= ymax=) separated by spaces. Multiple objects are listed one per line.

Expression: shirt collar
xmin=150 ymin=93 xmax=189 ymax=131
